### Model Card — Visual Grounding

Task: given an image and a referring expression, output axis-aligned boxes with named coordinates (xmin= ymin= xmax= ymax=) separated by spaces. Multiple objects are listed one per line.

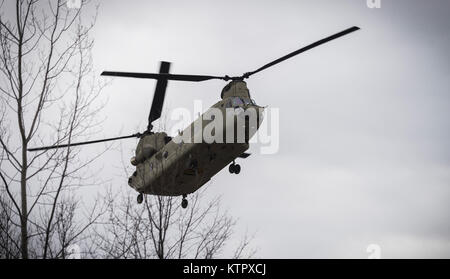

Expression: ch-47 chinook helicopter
xmin=28 ymin=26 xmax=360 ymax=208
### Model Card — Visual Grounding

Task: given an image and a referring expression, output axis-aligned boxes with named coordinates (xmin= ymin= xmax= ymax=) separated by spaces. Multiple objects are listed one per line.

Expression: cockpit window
xmin=231 ymin=97 xmax=244 ymax=107
xmin=241 ymin=97 xmax=254 ymax=105
xmin=225 ymin=97 xmax=255 ymax=108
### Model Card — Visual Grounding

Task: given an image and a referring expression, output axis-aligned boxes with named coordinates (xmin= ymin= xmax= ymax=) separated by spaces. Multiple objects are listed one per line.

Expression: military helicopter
xmin=28 ymin=26 xmax=360 ymax=208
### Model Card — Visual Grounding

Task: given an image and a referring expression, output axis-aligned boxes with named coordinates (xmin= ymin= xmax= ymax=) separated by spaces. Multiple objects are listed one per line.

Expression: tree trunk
xmin=20 ymin=144 xmax=28 ymax=259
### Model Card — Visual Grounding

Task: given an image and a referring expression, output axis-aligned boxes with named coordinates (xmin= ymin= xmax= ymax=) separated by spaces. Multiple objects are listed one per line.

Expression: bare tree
xmin=0 ymin=0 xmax=107 ymax=259
xmin=92 ymin=187 xmax=256 ymax=259
xmin=0 ymin=193 xmax=21 ymax=258
xmin=0 ymin=0 xmax=256 ymax=259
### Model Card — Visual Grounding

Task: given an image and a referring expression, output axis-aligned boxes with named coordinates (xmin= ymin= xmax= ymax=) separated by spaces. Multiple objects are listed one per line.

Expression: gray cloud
xmin=68 ymin=0 xmax=450 ymax=258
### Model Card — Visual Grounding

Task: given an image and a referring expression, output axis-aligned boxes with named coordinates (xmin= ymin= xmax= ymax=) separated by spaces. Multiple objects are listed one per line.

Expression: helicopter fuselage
xmin=128 ymin=81 xmax=264 ymax=196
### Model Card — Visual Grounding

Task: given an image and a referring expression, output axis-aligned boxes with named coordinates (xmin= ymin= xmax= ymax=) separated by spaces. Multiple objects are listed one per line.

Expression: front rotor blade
xmin=101 ymin=71 xmax=228 ymax=82
xmin=243 ymin=26 xmax=360 ymax=78
xmin=148 ymin=61 xmax=170 ymax=126
xmin=27 ymin=133 xmax=140 ymax=152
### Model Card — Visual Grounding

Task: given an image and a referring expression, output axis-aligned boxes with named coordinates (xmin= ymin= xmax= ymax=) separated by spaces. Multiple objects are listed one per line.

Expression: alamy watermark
xmin=366 ymin=244 xmax=382 ymax=259
xmin=66 ymin=0 xmax=82 ymax=10
xmin=66 ymin=244 xmax=81 ymax=259
xmin=168 ymin=100 xmax=279 ymax=155
xmin=366 ymin=0 xmax=381 ymax=9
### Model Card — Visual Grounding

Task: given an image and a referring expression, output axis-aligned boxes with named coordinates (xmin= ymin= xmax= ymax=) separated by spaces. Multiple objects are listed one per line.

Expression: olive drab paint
xmin=128 ymin=81 xmax=264 ymax=196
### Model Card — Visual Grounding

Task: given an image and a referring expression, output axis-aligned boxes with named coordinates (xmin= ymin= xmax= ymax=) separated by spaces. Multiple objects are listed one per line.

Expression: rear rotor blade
xmin=242 ymin=26 xmax=360 ymax=79
xmin=101 ymin=71 xmax=229 ymax=82
xmin=148 ymin=61 xmax=170 ymax=127
xmin=102 ymin=26 xmax=360 ymax=83
xmin=27 ymin=133 xmax=140 ymax=152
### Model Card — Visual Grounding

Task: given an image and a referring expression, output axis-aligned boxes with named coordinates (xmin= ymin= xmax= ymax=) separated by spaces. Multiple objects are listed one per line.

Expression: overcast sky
xmin=67 ymin=0 xmax=450 ymax=258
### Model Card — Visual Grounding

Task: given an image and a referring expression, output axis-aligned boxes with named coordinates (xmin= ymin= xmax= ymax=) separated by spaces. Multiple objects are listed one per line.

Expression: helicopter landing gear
xmin=228 ymin=162 xmax=241 ymax=174
xmin=137 ymin=193 xmax=144 ymax=204
xmin=181 ymin=194 xmax=188 ymax=209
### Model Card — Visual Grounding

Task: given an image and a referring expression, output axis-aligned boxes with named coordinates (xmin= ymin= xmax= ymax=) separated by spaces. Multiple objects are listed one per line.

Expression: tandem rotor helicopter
xmin=29 ymin=26 xmax=360 ymax=209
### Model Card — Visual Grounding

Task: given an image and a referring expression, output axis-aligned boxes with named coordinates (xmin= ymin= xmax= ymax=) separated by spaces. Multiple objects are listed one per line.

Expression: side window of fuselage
xmin=231 ymin=97 xmax=244 ymax=107
xmin=224 ymin=97 xmax=255 ymax=108
xmin=241 ymin=97 xmax=253 ymax=105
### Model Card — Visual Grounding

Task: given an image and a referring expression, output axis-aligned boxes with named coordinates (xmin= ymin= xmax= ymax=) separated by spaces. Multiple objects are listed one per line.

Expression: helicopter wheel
xmin=234 ymin=164 xmax=241 ymax=174
xmin=229 ymin=163 xmax=241 ymax=175
xmin=229 ymin=164 xmax=235 ymax=174
xmin=181 ymin=196 xmax=188 ymax=209
xmin=137 ymin=193 xmax=144 ymax=204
